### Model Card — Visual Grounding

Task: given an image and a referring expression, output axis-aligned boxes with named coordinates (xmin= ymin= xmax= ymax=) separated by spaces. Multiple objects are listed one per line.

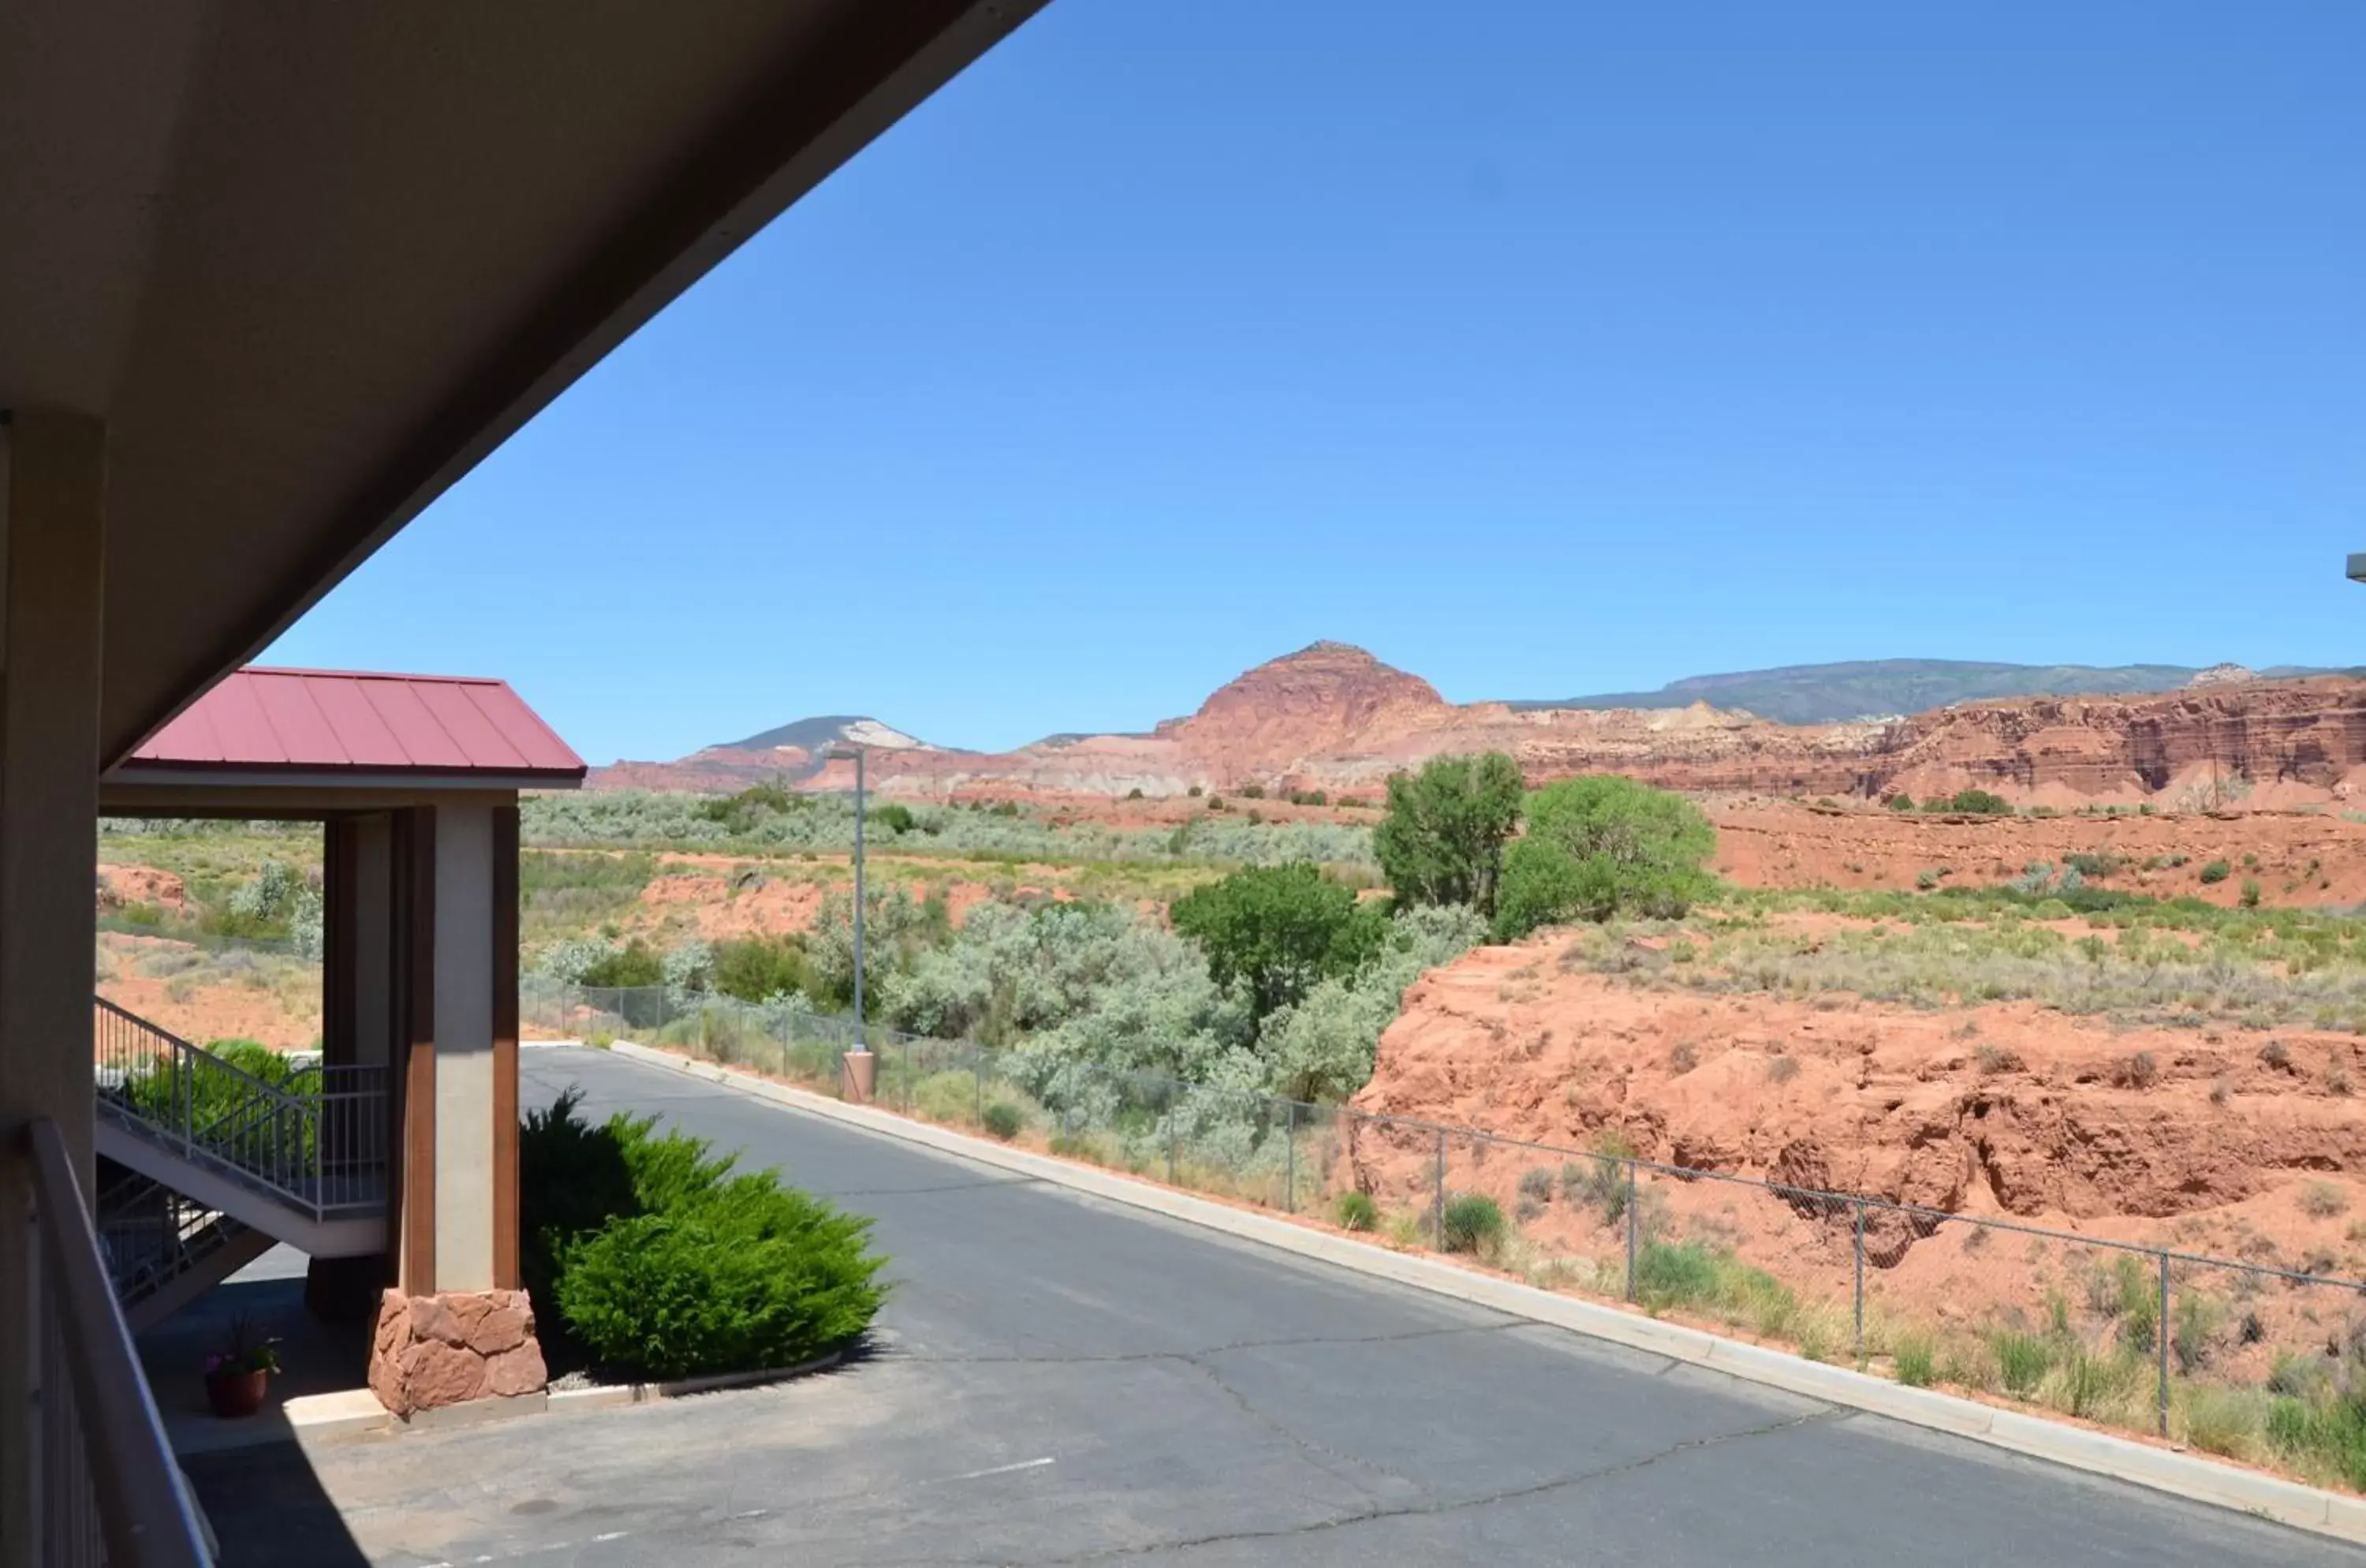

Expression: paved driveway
xmin=188 ymin=1047 xmax=2355 ymax=1566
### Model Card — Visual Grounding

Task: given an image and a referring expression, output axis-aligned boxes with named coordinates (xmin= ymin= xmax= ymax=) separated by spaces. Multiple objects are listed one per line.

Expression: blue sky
xmin=264 ymin=2 xmax=2366 ymax=765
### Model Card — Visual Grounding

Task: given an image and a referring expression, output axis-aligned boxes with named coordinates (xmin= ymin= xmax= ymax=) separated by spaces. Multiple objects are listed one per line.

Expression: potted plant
xmin=203 ymin=1316 xmax=280 ymax=1419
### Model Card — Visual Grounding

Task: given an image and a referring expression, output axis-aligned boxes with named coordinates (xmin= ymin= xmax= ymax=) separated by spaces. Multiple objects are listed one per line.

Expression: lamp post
xmin=825 ymin=744 xmax=873 ymax=1103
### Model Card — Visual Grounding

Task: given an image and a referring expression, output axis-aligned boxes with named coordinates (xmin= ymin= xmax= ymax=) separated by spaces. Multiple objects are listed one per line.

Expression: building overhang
xmin=0 ymin=1 xmax=1047 ymax=764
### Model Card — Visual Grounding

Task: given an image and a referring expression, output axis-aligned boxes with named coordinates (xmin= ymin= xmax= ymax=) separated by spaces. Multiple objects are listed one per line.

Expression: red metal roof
xmin=124 ymin=668 xmax=584 ymax=780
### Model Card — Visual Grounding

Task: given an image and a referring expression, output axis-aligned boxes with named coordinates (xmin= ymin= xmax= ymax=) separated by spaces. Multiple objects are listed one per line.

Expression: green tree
xmin=580 ymin=938 xmax=665 ymax=990
xmin=1494 ymin=776 xmax=1716 ymax=938
xmin=1170 ymin=863 xmax=1382 ymax=1022
xmin=1372 ymin=752 xmax=1524 ymax=916
xmin=711 ymin=936 xmax=818 ymax=1004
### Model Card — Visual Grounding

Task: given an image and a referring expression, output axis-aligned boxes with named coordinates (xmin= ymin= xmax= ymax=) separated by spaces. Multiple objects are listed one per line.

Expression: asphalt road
xmin=191 ymin=1047 xmax=2356 ymax=1566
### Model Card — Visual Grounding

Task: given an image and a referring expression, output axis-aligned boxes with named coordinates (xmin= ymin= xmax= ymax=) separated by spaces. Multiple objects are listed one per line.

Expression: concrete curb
xmin=547 ymin=1348 xmax=846 ymax=1413
xmin=606 ymin=1040 xmax=2364 ymax=1545
xmin=170 ymin=1331 xmax=846 ymax=1455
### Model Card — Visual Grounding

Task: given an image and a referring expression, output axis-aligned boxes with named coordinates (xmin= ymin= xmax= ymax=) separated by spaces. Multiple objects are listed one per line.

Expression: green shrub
xmin=1634 ymin=1239 xmax=1722 ymax=1312
xmin=1893 ymin=1335 xmax=1937 ymax=1387
xmin=1334 ymin=1190 xmax=1379 ymax=1232
xmin=1241 ymin=783 xmax=1266 ymax=801
xmin=870 ymin=802 xmax=916 ymax=835
xmin=981 ymin=1102 xmax=1022 ymax=1141
xmin=1925 ymin=789 xmax=2012 ymax=816
xmin=1992 ymin=1331 xmax=2054 ymax=1395
xmin=1563 ymin=1133 xmax=1635 ymax=1226
xmin=2241 ymin=878 xmax=2261 ymax=909
xmin=1440 ymin=1193 xmax=1506 ymax=1254
xmin=557 ymin=1190 xmax=886 ymax=1380
xmin=2182 ymin=1386 xmax=2267 ymax=1461
xmin=2200 ymin=860 xmax=2231 ymax=885
xmin=1125 ymin=787 xmax=1145 ymax=801
xmin=1884 ymin=793 xmax=1914 ymax=812
xmin=520 ymin=1088 xmax=887 ymax=1379
xmin=711 ymin=935 xmax=817 ymax=1004
xmin=1517 ymin=1166 xmax=1556 ymax=1206
xmin=1494 ymin=776 xmax=1716 ymax=939
xmin=1170 ymin=862 xmax=1382 ymax=1023
xmin=580 ymin=938 xmax=665 ymax=990
xmin=1373 ymin=752 xmax=1525 ymax=917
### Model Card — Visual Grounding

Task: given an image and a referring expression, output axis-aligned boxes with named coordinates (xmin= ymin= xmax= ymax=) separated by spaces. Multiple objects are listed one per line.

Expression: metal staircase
xmin=92 ymin=998 xmax=389 ymax=1275
xmin=95 ymin=1166 xmax=274 ymax=1335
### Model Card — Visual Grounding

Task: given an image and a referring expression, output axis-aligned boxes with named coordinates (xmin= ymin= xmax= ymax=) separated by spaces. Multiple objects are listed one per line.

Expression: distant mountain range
xmin=590 ymin=643 xmax=2366 ymax=805
xmin=1513 ymin=659 xmax=2357 ymax=726
xmin=719 ymin=715 xmax=939 ymax=753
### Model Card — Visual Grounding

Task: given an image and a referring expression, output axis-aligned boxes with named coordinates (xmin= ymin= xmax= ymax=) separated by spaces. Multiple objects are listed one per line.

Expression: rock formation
xmin=593 ymin=644 xmax=2366 ymax=808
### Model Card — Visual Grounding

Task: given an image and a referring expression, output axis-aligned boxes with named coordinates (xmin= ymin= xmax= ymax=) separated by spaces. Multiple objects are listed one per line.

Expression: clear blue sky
xmin=264 ymin=1 xmax=2366 ymax=765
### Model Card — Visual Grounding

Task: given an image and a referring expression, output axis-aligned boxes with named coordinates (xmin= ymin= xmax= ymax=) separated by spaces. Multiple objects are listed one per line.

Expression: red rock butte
xmin=595 ymin=644 xmax=2366 ymax=809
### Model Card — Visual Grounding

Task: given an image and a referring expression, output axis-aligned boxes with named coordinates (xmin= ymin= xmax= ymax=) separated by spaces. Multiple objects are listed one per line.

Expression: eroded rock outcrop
xmin=594 ymin=644 xmax=2366 ymax=808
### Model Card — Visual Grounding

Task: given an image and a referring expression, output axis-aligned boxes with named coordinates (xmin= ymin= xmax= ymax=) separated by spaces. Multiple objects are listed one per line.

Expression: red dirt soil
xmin=1348 ymin=935 xmax=2366 ymax=1353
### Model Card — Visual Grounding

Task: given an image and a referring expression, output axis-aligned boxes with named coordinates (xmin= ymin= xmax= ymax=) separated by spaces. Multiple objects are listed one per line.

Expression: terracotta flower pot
xmin=203 ymin=1366 xmax=270 ymax=1420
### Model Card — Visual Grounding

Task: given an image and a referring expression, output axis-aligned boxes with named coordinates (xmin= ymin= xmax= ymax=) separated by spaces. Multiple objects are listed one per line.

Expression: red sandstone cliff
xmin=591 ymin=644 xmax=2366 ymax=807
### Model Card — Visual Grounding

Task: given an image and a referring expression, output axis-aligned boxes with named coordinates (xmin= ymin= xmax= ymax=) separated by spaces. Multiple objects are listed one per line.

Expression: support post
xmin=1284 ymin=1102 xmax=1297 ymax=1213
xmin=1432 ymin=1130 xmax=1446 ymax=1250
xmin=0 ymin=411 xmax=107 ymax=1568
xmin=1625 ymin=1161 xmax=1640 ymax=1302
xmin=2157 ymin=1250 xmax=2171 ymax=1438
xmin=1853 ymin=1200 xmax=1865 ymax=1361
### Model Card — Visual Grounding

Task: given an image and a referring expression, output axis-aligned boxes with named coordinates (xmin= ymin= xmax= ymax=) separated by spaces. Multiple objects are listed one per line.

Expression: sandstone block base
xmin=368 ymin=1288 xmax=547 ymax=1418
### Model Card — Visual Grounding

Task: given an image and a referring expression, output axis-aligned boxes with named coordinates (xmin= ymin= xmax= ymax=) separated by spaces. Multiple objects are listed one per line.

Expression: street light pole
xmin=852 ymin=744 xmax=865 ymax=1049
xmin=827 ymin=744 xmax=875 ymax=1103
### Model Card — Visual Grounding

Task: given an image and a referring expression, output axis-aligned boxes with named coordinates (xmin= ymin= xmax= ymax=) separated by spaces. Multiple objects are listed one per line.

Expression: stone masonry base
xmin=368 ymin=1288 xmax=548 ymax=1418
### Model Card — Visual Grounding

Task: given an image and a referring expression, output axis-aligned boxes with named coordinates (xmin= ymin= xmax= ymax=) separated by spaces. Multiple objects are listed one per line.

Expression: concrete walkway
xmin=186 ymin=1046 xmax=2356 ymax=1566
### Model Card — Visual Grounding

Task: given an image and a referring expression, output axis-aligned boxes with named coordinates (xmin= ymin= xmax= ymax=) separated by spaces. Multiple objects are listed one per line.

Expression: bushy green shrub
xmin=2241 ymin=878 xmax=2261 ymax=909
xmin=982 ymin=1102 xmax=1022 ymax=1141
xmin=2200 ymin=860 xmax=2231 ymax=884
xmin=557 ymin=1192 xmax=886 ymax=1380
xmin=1334 ymin=1190 xmax=1379 ymax=1231
xmin=1926 ymin=790 xmax=2013 ymax=816
xmin=1436 ymin=1193 xmax=1504 ymax=1255
xmin=1493 ymin=776 xmax=1715 ymax=939
xmin=1632 ymin=1239 xmax=1719 ymax=1309
xmin=580 ymin=938 xmax=666 ymax=990
xmin=711 ymin=936 xmax=817 ymax=1005
xmin=1884 ymin=793 xmax=1914 ymax=812
xmin=520 ymin=1089 xmax=887 ymax=1379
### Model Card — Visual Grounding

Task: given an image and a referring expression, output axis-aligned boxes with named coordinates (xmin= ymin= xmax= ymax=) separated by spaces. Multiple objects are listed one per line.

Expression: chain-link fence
xmin=522 ymin=978 xmax=2366 ymax=1495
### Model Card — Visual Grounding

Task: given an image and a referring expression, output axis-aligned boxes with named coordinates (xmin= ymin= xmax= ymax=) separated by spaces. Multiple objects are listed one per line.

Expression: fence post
xmin=1432 ymin=1130 xmax=1446 ymax=1250
xmin=1284 ymin=1102 xmax=1297 ymax=1214
xmin=1852 ymin=1200 xmax=1865 ymax=1362
xmin=1168 ymin=1115 xmax=1179 ymax=1186
xmin=2157 ymin=1250 xmax=2171 ymax=1438
xmin=1625 ymin=1159 xmax=1639 ymax=1302
xmin=974 ymin=1048 xmax=983 ymax=1128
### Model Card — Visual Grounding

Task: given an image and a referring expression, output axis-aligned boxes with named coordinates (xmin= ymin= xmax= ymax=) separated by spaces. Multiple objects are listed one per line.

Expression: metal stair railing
xmin=23 ymin=1117 xmax=215 ymax=1566
xmin=93 ymin=996 xmax=387 ymax=1219
xmin=95 ymin=1168 xmax=252 ymax=1315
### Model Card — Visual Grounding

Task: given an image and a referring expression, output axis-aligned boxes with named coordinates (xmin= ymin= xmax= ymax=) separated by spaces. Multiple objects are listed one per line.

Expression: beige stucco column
xmin=0 ymin=411 xmax=107 ymax=1565
xmin=371 ymin=799 xmax=537 ymax=1416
